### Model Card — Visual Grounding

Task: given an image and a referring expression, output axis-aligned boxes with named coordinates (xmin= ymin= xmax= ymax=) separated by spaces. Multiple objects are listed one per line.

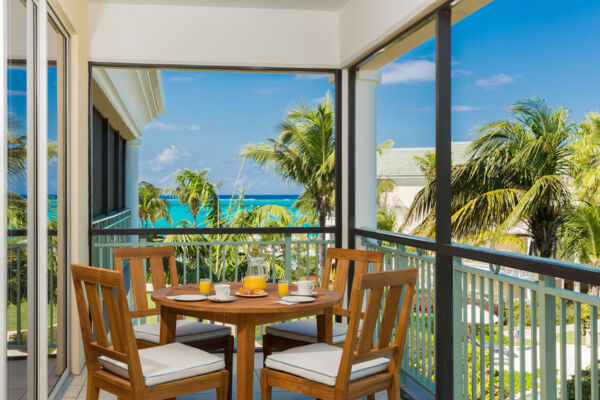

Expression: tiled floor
xmin=61 ymin=353 xmax=388 ymax=399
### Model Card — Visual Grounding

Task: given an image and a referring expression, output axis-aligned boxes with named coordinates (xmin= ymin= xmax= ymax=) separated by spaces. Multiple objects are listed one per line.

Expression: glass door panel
xmin=7 ymin=0 xmax=29 ymax=398
xmin=46 ymin=15 xmax=68 ymax=394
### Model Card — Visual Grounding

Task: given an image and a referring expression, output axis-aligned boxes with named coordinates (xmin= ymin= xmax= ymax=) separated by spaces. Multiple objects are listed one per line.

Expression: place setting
xmin=276 ymin=279 xmax=317 ymax=305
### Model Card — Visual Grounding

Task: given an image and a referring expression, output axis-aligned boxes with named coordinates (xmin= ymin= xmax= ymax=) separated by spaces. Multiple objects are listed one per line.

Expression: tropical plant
xmin=138 ymin=181 xmax=171 ymax=228
xmin=405 ymin=97 xmax=576 ymax=258
xmin=240 ymin=95 xmax=335 ymax=274
xmin=571 ymin=113 xmax=600 ymax=202
xmin=171 ymin=168 xmax=220 ymax=227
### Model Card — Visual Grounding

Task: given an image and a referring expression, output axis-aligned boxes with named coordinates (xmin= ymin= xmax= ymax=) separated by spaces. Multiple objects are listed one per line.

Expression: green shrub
xmin=566 ymin=363 xmax=600 ymax=399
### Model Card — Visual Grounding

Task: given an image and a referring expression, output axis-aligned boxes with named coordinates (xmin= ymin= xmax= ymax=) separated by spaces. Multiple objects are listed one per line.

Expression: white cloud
xmin=8 ymin=90 xmax=26 ymax=96
xmin=149 ymin=145 xmax=181 ymax=171
xmin=295 ymin=74 xmax=329 ymax=81
xmin=452 ymin=105 xmax=481 ymax=112
xmin=145 ymin=121 xmax=200 ymax=132
xmin=168 ymin=74 xmax=200 ymax=83
xmin=475 ymin=73 xmax=514 ymax=90
xmin=381 ymin=60 xmax=435 ymax=85
xmin=255 ymin=87 xmax=285 ymax=95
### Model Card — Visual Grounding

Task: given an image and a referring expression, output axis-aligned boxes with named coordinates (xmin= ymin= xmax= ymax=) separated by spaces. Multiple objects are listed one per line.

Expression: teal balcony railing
xmin=90 ymin=228 xmax=335 ymax=341
xmin=359 ymin=232 xmax=600 ymax=400
xmin=7 ymin=235 xmax=59 ymax=353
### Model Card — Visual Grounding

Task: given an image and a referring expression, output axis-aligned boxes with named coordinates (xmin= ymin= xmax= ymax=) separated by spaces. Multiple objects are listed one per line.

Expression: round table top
xmin=151 ymin=282 xmax=343 ymax=314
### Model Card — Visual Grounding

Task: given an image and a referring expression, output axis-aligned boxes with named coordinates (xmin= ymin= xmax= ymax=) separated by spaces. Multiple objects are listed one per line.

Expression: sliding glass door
xmin=4 ymin=0 xmax=69 ymax=398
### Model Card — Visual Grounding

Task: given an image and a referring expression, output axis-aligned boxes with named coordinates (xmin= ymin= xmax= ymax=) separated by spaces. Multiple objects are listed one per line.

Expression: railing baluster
xmin=592 ymin=306 xmax=598 ymax=400
xmin=499 ymin=282 xmax=505 ymax=400
xmin=196 ymin=245 xmax=200 ymax=283
xmin=560 ymin=298 xmax=567 ymax=400
xmin=284 ymin=234 xmax=291 ymax=282
xmin=479 ymin=276 xmax=485 ymax=398
xmin=235 ymin=245 xmax=239 ymax=282
xmin=575 ymin=301 xmax=582 ymax=400
xmin=519 ymin=287 xmax=526 ymax=400
xmin=531 ymin=289 xmax=538 ymax=400
xmin=488 ymin=277 xmax=494 ymax=397
xmin=471 ymin=274 xmax=477 ymax=399
xmin=509 ymin=284 xmax=515 ymax=400
xmin=182 ymin=246 xmax=187 ymax=284
xmin=16 ymin=247 xmax=22 ymax=347
xmin=462 ymin=271 xmax=468 ymax=400
xmin=209 ymin=246 xmax=213 ymax=282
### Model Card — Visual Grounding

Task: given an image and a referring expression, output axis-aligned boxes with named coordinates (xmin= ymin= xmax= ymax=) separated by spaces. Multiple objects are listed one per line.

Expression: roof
xmin=377 ymin=142 xmax=471 ymax=178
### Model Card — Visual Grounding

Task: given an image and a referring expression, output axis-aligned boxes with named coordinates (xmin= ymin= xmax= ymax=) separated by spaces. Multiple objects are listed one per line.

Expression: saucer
xmin=208 ymin=295 xmax=236 ymax=303
xmin=290 ymin=291 xmax=317 ymax=297
xmin=166 ymin=294 xmax=207 ymax=302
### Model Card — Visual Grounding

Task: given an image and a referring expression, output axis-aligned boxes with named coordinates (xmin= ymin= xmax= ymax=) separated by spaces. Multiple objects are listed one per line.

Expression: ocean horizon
xmin=42 ymin=194 xmax=302 ymax=228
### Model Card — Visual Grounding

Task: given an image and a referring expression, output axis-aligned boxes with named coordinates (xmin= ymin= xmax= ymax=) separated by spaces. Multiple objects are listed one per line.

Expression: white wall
xmin=88 ymin=2 xmax=339 ymax=68
xmin=339 ymin=0 xmax=443 ymax=67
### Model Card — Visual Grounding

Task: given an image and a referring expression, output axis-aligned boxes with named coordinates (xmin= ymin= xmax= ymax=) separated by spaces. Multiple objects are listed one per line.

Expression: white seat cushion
xmin=265 ymin=343 xmax=389 ymax=386
xmin=265 ymin=319 xmax=349 ymax=344
xmin=134 ymin=319 xmax=231 ymax=344
xmin=99 ymin=342 xmax=225 ymax=386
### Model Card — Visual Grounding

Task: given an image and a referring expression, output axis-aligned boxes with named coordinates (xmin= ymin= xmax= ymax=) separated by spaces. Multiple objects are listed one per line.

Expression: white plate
xmin=208 ymin=295 xmax=236 ymax=303
xmin=235 ymin=291 xmax=268 ymax=298
xmin=290 ymin=291 xmax=317 ymax=297
xmin=281 ymin=295 xmax=315 ymax=303
xmin=166 ymin=294 xmax=206 ymax=302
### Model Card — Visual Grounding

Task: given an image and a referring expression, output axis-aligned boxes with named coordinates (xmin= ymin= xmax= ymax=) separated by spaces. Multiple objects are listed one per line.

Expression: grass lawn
xmin=8 ymin=301 xmax=59 ymax=332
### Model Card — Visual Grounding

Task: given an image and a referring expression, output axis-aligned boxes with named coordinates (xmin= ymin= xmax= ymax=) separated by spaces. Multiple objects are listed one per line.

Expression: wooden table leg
xmin=236 ymin=315 xmax=256 ymax=400
xmin=159 ymin=306 xmax=177 ymax=345
xmin=316 ymin=307 xmax=333 ymax=344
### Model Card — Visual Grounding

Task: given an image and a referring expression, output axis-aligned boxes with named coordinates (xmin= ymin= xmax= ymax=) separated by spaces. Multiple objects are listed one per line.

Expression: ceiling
xmin=89 ymin=0 xmax=350 ymax=11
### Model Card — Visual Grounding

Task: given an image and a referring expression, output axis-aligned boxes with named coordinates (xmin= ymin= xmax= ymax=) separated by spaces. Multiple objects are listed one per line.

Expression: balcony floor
xmin=61 ymin=352 xmax=392 ymax=400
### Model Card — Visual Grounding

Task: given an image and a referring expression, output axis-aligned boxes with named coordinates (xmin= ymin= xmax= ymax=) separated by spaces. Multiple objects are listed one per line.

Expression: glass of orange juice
xmin=199 ymin=279 xmax=211 ymax=294
xmin=277 ymin=280 xmax=289 ymax=296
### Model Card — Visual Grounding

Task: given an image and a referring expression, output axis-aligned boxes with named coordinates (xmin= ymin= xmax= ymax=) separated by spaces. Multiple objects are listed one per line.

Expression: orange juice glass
xmin=199 ymin=279 xmax=211 ymax=294
xmin=243 ymin=276 xmax=266 ymax=290
xmin=277 ymin=280 xmax=289 ymax=296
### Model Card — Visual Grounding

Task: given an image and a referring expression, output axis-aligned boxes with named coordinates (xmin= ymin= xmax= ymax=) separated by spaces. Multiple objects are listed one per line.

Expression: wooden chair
xmin=71 ymin=264 xmax=229 ymax=400
xmin=113 ymin=246 xmax=234 ymax=399
xmin=262 ymin=248 xmax=384 ymax=364
xmin=260 ymin=268 xmax=418 ymax=400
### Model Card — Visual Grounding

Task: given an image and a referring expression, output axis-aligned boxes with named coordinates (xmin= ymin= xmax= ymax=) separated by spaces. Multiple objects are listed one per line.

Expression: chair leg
xmin=387 ymin=377 xmax=401 ymax=400
xmin=262 ymin=334 xmax=272 ymax=366
xmin=224 ymin=336 xmax=234 ymax=400
xmin=260 ymin=369 xmax=272 ymax=400
xmin=217 ymin=370 xmax=229 ymax=400
xmin=86 ymin=376 xmax=99 ymax=400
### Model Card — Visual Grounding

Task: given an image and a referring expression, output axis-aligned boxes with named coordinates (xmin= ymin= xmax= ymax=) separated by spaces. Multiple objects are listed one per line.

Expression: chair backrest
xmin=113 ymin=246 xmax=178 ymax=318
xmin=335 ymin=268 xmax=418 ymax=391
xmin=71 ymin=264 xmax=144 ymax=385
xmin=321 ymin=248 xmax=383 ymax=319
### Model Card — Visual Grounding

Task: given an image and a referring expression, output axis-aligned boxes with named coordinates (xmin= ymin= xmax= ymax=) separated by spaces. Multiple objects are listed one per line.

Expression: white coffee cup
xmin=297 ymin=280 xmax=314 ymax=295
xmin=214 ymin=284 xmax=230 ymax=299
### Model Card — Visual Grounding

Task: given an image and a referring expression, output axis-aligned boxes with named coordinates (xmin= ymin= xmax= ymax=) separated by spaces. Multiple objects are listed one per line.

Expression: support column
xmin=125 ymin=139 xmax=141 ymax=231
xmin=354 ymin=70 xmax=381 ymax=232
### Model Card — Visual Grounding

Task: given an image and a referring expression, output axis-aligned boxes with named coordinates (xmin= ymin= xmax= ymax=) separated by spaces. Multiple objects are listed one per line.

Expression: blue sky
xmin=8 ymin=0 xmax=600 ymax=196
xmin=378 ymin=0 xmax=600 ymax=149
xmin=139 ymin=72 xmax=333 ymax=195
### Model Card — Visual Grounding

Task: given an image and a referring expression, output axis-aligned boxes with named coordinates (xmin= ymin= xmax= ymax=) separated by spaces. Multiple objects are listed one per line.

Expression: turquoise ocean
xmin=150 ymin=195 xmax=301 ymax=228
xmin=45 ymin=195 xmax=302 ymax=228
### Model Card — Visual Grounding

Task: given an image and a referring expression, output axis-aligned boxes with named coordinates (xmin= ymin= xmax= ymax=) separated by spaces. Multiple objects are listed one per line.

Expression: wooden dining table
xmin=151 ymin=282 xmax=343 ymax=400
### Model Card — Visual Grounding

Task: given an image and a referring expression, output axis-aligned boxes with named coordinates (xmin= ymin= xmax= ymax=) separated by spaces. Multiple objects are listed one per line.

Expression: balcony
xmin=4 ymin=0 xmax=600 ymax=399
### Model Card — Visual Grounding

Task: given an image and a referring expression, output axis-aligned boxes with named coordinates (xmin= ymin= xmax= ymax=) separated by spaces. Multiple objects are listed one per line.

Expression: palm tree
xmin=240 ymin=95 xmax=335 ymax=274
xmin=171 ymin=169 xmax=221 ymax=228
xmin=138 ymin=181 xmax=171 ymax=228
xmin=405 ymin=97 xmax=576 ymax=258
xmin=571 ymin=113 xmax=600 ymax=202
